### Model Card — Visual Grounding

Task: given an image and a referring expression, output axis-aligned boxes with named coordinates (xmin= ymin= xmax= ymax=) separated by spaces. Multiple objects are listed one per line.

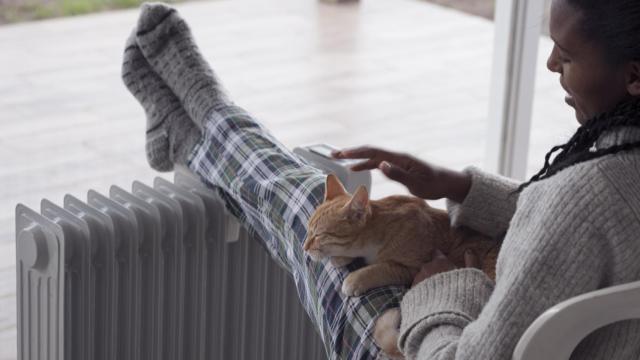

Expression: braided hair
xmin=512 ymin=0 xmax=640 ymax=195
xmin=513 ymin=98 xmax=640 ymax=195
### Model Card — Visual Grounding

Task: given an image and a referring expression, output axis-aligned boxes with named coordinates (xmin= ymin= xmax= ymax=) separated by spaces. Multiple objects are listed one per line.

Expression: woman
xmin=335 ymin=1 xmax=640 ymax=358
xmin=122 ymin=0 xmax=640 ymax=358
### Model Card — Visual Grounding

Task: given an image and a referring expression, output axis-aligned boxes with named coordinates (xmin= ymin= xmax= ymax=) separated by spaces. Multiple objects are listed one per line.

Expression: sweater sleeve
xmin=445 ymin=166 xmax=521 ymax=239
xmin=398 ymin=181 xmax=611 ymax=360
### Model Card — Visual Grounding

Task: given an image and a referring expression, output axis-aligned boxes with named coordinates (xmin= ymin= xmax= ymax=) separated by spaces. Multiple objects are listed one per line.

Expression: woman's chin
xmin=574 ymin=109 xmax=586 ymax=124
xmin=566 ymin=102 xmax=585 ymax=124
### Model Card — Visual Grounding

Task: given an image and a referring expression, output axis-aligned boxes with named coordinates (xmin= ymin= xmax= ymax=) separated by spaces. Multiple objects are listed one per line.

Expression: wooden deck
xmin=0 ymin=0 xmax=578 ymax=357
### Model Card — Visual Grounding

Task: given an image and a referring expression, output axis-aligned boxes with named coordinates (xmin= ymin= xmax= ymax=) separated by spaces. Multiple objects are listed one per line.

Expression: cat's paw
xmin=330 ymin=256 xmax=353 ymax=268
xmin=341 ymin=274 xmax=369 ymax=297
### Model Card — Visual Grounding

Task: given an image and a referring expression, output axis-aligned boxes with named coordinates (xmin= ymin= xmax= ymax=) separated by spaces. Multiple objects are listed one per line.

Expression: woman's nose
xmin=547 ymin=45 xmax=561 ymax=73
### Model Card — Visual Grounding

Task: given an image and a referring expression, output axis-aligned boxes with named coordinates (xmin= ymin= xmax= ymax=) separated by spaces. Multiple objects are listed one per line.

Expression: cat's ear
xmin=324 ymin=174 xmax=348 ymax=202
xmin=344 ymin=185 xmax=371 ymax=221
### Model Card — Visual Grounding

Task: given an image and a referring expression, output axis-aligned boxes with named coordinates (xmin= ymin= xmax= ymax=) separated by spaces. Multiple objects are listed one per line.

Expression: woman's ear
xmin=626 ymin=61 xmax=640 ymax=96
xmin=324 ymin=174 xmax=348 ymax=202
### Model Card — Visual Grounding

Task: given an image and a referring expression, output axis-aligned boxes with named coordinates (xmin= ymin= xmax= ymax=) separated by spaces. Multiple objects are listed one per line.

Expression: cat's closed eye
xmin=316 ymin=234 xmax=336 ymax=243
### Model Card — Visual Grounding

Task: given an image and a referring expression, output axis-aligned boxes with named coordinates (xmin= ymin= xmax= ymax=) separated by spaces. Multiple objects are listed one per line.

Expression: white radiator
xmin=15 ymin=168 xmax=329 ymax=360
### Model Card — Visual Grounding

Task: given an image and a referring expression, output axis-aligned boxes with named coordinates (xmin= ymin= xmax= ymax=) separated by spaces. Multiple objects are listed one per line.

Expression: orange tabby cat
xmin=303 ymin=174 xmax=499 ymax=358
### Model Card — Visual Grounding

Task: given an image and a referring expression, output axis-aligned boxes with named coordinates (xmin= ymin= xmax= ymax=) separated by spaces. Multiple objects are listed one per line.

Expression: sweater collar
xmin=595 ymin=126 xmax=640 ymax=150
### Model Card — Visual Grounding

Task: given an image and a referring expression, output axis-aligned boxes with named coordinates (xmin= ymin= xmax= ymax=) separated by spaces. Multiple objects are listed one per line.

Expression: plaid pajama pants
xmin=186 ymin=105 xmax=406 ymax=359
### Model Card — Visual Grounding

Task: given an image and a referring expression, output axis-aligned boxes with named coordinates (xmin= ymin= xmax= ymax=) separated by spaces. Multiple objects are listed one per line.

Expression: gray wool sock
xmin=135 ymin=2 xmax=232 ymax=129
xmin=122 ymin=30 xmax=201 ymax=172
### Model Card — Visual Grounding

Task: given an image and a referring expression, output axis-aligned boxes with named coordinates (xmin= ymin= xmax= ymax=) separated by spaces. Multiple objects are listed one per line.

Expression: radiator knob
xmin=18 ymin=225 xmax=48 ymax=271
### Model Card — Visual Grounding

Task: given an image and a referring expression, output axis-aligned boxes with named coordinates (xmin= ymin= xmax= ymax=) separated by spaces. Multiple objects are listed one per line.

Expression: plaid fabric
xmin=187 ymin=105 xmax=406 ymax=360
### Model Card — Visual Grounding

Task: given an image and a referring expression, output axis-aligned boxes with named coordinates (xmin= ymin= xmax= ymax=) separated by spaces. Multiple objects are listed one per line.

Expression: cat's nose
xmin=303 ymin=236 xmax=315 ymax=251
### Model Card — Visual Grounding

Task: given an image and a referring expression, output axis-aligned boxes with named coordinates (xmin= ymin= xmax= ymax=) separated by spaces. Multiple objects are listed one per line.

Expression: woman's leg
xmin=187 ymin=100 xmax=405 ymax=360
xmin=132 ymin=4 xmax=405 ymax=359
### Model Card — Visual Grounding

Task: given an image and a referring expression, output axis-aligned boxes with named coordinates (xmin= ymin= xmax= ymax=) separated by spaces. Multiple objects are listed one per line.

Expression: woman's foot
xmin=135 ymin=3 xmax=232 ymax=129
xmin=122 ymin=30 xmax=201 ymax=172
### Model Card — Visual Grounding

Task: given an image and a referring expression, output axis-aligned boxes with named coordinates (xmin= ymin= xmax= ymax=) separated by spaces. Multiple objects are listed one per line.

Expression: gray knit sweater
xmin=398 ymin=126 xmax=640 ymax=359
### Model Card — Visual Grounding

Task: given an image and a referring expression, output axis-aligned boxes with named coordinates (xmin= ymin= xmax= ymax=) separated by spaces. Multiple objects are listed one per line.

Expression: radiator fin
xmin=16 ymin=171 xmax=327 ymax=360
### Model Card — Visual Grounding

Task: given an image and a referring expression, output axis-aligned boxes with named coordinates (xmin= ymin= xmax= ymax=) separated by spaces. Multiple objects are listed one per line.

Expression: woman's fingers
xmin=333 ymin=146 xmax=400 ymax=161
xmin=349 ymin=159 xmax=381 ymax=171
xmin=411 ymin=250 xmax=458 ymax=287
xmin=433 ymin=249 xmax=447 ymax=259
xmin=332 ymin=146 xmax=378 ymax=159
xmin=464 ymin=249 xmax=480 ymax=269
xmin=334 ymin=146 xmax=425 ymax=191
xmin=379 ymin=161 xmax=411 ymax=185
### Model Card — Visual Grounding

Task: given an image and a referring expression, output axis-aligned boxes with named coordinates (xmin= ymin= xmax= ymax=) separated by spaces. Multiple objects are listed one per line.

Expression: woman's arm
xmin=445 ymin=166 xmax=521 ymax=239
xmin=331 ymin=147 xmax=484 ymax=202
xmin=399 ymin=181 xmax=609 ymax=359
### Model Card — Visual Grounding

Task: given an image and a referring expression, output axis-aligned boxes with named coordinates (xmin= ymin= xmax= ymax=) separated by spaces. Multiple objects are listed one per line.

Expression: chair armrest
xmin=513 ymin=280 xmax=640 ymax=360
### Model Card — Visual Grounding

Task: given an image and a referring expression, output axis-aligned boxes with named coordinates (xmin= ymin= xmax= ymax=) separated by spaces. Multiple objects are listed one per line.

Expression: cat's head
xmin=303 ymin=174 xmax=372 ymax=261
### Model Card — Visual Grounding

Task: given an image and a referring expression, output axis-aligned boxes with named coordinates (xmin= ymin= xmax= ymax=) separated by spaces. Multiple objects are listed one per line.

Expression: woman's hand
xmin=331 ymin=146 xmax=471 ymax=203
xmin=411 ymin=249 xmax=479 ymax=287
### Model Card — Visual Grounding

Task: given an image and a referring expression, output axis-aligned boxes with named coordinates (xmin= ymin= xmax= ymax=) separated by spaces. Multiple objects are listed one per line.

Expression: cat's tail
xmin=373 ymin=307 xmax=405 ymax=360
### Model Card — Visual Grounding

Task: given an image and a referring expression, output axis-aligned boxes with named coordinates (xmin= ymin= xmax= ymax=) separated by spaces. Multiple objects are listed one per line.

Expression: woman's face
xmin=547 ymin=0 xmax=631 ymax=124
